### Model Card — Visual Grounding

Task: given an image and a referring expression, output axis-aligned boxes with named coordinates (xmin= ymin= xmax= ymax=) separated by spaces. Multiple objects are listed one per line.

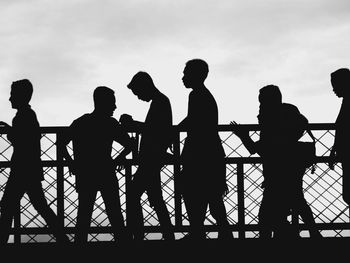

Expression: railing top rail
xmin=0 ymin=122 xmax=336 ymax=134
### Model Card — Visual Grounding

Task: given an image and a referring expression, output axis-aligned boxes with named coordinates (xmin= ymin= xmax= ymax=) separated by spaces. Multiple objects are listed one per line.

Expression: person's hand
xmin=0 ymin=121 xmax=10 ymax=127
xmin=114 ymin=155 xmax=126 ymax=173
xmin=67 ymin=161 xmax=77 ymax=176
xmin=119 ymin=114 xmax=133 ymax=126
xmin=230 ymin=121 xmax=249 ymax=139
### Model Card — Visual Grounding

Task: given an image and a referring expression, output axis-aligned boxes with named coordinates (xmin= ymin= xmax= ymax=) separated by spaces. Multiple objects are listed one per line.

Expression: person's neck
xmin=191 ymin=83 xmax=206 ymax=91
xmin=16 ymin=104 xmax=30 ymax=111
xmin=92 ymin=109 xmax=109 ymax=118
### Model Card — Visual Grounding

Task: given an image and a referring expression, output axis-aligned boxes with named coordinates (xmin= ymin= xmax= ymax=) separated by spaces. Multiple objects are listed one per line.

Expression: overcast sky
xmin=1 ymin=0 xmax=349 ymax=126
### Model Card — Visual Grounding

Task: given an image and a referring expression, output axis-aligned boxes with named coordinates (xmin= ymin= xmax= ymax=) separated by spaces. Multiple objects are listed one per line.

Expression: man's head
xmin=258 ymin=84 xmax=282 ymax=106
xmin=182 ymin=59 xmax=209 ymax=89
xmin=330 ymin=68 xmax=350 ymax=98
xmin=127 ymin=71 xmax=155 ymax=102
xmin=10 ymin=79 xmax=33 ymax=109
xmin=93 ymin=86 xmax=116 ymax=116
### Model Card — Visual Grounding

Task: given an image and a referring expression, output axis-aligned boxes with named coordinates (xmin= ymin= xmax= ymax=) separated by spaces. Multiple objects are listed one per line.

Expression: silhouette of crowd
xmin=0 ymin=59 xmax=349 ymax=244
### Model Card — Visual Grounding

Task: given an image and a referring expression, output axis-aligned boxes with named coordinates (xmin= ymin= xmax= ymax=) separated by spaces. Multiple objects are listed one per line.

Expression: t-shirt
xmin=68 ymin=112 xmax=131 ymax=181
xmin=138 ymin=91 xmax=173 ymax=165
xmin=8 ymin=105 xmax=43 ymax=181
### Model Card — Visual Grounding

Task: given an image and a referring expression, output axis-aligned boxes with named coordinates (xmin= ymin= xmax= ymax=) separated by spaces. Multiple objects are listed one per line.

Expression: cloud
xmin=0 ymin=0 xmax=349 ymax=125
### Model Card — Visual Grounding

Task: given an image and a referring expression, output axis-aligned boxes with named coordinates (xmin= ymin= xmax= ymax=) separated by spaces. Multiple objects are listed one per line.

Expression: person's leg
xmin=100 ymin=179 xmax=130 ymax=242
xmin=186 ymin=191 xmax=208 ymax=240
xmin=128 ymin=170 xmax=147 ymax=240
xmin=74 ymin=189 xmax=96 ymax=244
xmin=147 ymin=171 xmax=174 ymax=241
xmin=294 ymin=193 xmax=322 ymax=238
xmin=208 ymin=194 xmax=233 ymax=239
xmin=27 ymin=181 xmax=69 ymax=243
xmin=342 ymin=161 xmax=350 ymax=205
xmin=258 ymin=187 xmax=278 ymax=239
xmin=0 ymin=177 xmax=25 ymax=244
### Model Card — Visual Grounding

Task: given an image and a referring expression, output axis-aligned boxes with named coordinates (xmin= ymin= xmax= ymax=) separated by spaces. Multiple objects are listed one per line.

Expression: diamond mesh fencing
xmin=0 ymin=123 xmax=348 ymax=243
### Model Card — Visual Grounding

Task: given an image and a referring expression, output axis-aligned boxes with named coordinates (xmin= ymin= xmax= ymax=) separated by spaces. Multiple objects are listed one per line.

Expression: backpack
xmin=282 ymin=103 xmax=316 ymax=173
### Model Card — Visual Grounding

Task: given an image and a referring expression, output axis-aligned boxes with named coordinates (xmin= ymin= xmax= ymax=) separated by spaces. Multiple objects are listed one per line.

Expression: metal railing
xmin=0 ymin=123 xmax=348 ymax=243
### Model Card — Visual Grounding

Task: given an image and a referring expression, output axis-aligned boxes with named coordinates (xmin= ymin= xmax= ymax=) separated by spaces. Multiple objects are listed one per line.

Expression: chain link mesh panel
xmin=0 ymin=124 xmax=348 ymax=243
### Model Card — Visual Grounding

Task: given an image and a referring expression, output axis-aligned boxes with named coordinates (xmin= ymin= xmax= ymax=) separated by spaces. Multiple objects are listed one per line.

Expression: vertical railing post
xmin=173 ymin=129 xmax=182 ymax=228
xmin=13 ymin=199 xmax=21 ymax=244
xmin=237 ymin=161 xmax=245 ymax=239
xmin=125 ymin=131 xmax=139 ymax=230
xmin=56 ymin=131 xmax=65 ymax=238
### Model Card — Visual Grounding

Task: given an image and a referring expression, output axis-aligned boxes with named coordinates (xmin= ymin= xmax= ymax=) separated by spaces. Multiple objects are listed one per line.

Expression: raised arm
xmin=230 ymin=121 xmax=257 ymax=155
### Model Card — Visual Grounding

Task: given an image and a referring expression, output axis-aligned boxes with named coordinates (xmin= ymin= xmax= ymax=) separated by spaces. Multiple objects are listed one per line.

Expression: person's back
xmin=138 ymin=90 xmax=173 ymax=165
xmin=9 ymin=104 xmax=43 ymax=182
xmin=184 ymin=86 xmax=224 ymax=158
xmin=71 ymin=114 xmax=120 ymax=169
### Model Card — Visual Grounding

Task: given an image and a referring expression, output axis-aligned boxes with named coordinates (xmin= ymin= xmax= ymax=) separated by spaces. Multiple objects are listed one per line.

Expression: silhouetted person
xmin=61 ymin=86 xmax=133 ymax=243
xmin=231 ymin=85 xmax=321 ymax=239
xmin=120 ymin=71 xmax=175 ymax=241
xmin=178 ymin=59 xmax=232 ymax=240
xmin=0 ymin=79 xmax=69 ymax=244
xmin=329 ymin=68 xmax=350 ymax=206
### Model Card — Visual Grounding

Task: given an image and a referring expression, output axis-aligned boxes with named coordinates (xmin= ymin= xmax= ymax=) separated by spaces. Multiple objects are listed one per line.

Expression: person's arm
xmin=0 ymin=121 xmax=12 ymax=142
xmin=119 ymin=113 xmax=144 ymax=130
xmin=177 ymin=117 xmax=188 ymax=128
xmin=112 ymin=123 xmax=135 ymax=169
xmin=230 ymin=121 xmax=257 ymax=155
xmin=60 ymin=128 xmax=76 ymax=174
xmin=328 ymin=132 xmax=337 ymax=170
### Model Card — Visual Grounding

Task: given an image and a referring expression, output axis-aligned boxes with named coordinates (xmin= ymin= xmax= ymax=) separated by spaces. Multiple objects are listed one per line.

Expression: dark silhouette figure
xmin=61 ymin=86 xmax=133 ymax=243
xmin=231 ymin=85 xmax=321 ymax=239
xmin=0 ymin=79 xmax=69 ymax=244
xmin=178 ymin=59 xmax=232 ymax=240
xmin=120 ymin=71 xmax=175 ymax=241
xmin=329 ymin=68 xmax=350 ymax=206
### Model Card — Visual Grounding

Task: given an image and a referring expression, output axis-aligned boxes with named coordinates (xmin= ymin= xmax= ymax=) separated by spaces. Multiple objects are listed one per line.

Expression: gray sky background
xmin=1 ymin=0 xmax=350 ymax=126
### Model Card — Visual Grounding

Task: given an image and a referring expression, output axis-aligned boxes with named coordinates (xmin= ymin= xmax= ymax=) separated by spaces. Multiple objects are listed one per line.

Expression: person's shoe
xmin=162 ymin=232 xmax=175 ymax=241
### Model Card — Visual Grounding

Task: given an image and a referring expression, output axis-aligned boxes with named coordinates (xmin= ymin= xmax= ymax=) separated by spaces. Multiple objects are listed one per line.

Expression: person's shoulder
xmin=282 ymin=102 xmax=298 ymax=110
xmin=282 ymin=102 xmax=300 ymax=115
xmin=22 ymin=107 xmax=37 ymax=118
xmin=17 ymin=107 xmax=38 ymax=123
xmin=108 ymin=116 xmax=121 ymax=126
xmin=158 ymin=92 xmax=171 ymax=105
xmin=71 ymin=113 xmax=91 ymax=127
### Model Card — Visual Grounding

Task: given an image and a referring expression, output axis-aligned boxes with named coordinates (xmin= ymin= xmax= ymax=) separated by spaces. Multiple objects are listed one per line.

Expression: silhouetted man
xmin=61 ymin=86 xmax=133 ymax=243
xmin=0 ymin=79 xmax=69 ymax=244
xmin=231 ymin=85 xmax=321 ymax=239
xmin=178 ymin=59 xmax=232 ymax=240
xmin=329 ymin=68 xmax=350 ymax=206
xmin=120 ymin=71 xmax=174 ymax=241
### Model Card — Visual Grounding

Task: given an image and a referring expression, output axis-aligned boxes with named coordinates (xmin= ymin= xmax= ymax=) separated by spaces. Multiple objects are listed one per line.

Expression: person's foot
xmin=218 ymin=231 xmax=234 ymax=240
xmin=179 ymin=233 xmax=205 ymax=241
xmin=162 ymin=232 xmax=175 ymax=241
xmin=310 ymin=231 xmax=323 ymax=239
xmin=56 ymin=234 xmax=70 ymax=244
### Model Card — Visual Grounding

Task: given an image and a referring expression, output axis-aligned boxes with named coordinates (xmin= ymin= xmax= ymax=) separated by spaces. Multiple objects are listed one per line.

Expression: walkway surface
xmin=2 ymin=238 xmax=347 ymax=262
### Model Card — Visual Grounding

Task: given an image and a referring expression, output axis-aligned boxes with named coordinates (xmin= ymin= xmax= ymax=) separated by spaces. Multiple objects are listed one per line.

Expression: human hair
xmin=258 ymin=84 xmax=282 ymax=104
xmin=11 ymin=79 xmax=33 ymax=104
xmin=127 ymin=71 xmax=155 ymax=90
xmin=185 ymin=58 xmax=209 ymax=82
xmin=93 ymin=86 xmax=115 ymax=106
xmin=331 ymin=68 xmax=350 ymax=81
